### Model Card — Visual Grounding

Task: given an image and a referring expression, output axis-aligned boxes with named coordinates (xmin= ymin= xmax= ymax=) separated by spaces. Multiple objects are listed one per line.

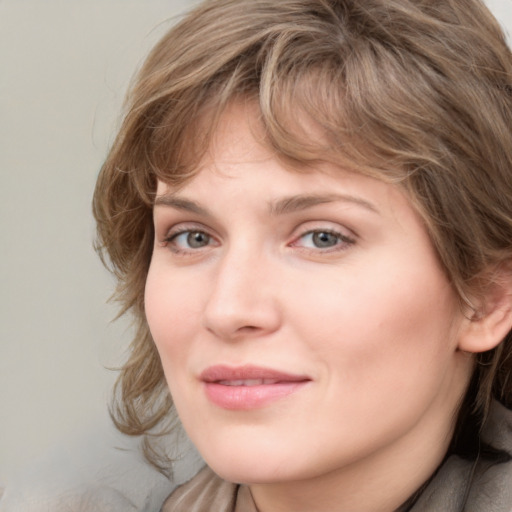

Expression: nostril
xmin=203 ymin=286 xmax=281 ymax=339
xmin=238 ymin=325 xmax=259 ymax=333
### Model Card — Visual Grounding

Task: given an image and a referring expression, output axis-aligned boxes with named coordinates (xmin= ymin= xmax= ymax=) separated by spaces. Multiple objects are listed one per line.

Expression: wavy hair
xmin=93 ymin=0 xmax=512 ymax=471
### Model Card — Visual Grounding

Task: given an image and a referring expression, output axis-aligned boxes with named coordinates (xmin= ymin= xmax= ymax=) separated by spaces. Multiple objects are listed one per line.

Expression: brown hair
xmin=93 ymin=0 xmax=512 ymax=470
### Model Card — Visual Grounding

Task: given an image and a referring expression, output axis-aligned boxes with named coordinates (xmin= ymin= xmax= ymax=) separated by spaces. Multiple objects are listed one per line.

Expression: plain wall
xmin=0 ymin=0 xmax=194 ymax=488
xmin=1 ymin=0 xmax=511 ymax=496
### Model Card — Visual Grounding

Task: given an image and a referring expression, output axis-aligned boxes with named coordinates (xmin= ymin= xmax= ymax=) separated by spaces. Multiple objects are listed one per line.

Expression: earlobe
xmin=458 ymin=271 xmax=512 ymax=353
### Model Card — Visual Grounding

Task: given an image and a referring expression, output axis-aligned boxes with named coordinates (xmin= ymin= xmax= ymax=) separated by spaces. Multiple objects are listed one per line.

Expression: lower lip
xmin=203 ymin=381 xmax=309 ymax=410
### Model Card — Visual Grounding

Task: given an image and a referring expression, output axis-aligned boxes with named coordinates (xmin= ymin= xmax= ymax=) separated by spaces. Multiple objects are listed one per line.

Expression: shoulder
xmin=468 ymin=400 xmax=512 ymax=511
xmin=412 ymin=400 xmax=512 ymax=512
xmin=161 ymin=466 xmax=238 ymax=512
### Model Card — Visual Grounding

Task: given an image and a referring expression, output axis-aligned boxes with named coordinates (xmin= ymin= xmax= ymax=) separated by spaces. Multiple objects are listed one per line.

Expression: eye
xmin=292 ymin=229 xmax=355 ymax=251
xmin=306 ymin=231 xmax=340 ymax=248
xmin=165 ymin=229 xmax=216 ymax=252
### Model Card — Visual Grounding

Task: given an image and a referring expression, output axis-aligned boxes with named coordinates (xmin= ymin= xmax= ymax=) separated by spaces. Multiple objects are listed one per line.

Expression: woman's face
xmin=145 ymin=104 xmax=473 ymax=488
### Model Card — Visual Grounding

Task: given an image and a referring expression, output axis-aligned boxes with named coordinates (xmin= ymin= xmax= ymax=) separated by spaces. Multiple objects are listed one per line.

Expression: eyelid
xmin=159 ymin=221 xmax=213 ymax=242
xmin=158 ymin=221 xmax=220 ymax=254
xmin=156 ymin=219 xmax=357 ymax=255
xmin=288 ymin=223 xmax=357 ymax=252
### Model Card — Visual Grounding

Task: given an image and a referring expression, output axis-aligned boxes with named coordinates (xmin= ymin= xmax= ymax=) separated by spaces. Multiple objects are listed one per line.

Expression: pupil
xmin=188 ymin=232 xmax=209 ymax=248
xmin=313 ymin=232 xmax=337 ymax=248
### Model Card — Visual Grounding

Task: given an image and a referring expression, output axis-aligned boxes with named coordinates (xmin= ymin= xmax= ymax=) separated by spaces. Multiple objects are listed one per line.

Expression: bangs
xmin=142 ymin=66 xmax=401 ymax=199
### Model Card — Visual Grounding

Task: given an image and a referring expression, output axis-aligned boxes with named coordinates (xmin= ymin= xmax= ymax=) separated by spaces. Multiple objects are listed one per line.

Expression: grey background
xmin=0 ymin=0 xmax=193 ymax=490
xmin=0 ymin=0 xmax=511 ymax=499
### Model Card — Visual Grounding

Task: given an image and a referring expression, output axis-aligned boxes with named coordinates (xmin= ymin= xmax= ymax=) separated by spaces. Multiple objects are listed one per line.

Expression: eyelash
xmin=291 ymin=229 xmax=355 ymax=252
xmin=163 ymin=228 xmax=217 ymax=254
xmin=161 ymin=226 xmax=356 ymax=255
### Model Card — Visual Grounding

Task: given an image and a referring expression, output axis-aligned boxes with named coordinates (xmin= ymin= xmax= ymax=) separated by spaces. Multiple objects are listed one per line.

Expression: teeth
xmin=220 ymin=379 xmax=249 ymax=386
xmin=218 ymin=379 xmax=279 ymax=386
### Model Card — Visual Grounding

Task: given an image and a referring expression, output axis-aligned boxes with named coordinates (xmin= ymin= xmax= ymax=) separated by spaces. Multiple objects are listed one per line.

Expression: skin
xmin=145 ymin=103 xmax=476 ymax=512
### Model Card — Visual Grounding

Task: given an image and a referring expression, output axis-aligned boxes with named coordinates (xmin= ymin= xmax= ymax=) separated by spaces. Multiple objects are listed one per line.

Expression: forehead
xmin=155 ymin=103 xmax=330 ymax=198
xmin=155 ymin=104 xmax=423 ymax=229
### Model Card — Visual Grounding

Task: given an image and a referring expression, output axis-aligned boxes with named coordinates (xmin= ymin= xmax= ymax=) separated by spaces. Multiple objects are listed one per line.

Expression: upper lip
xmin=200 ymin=365 xmax=311 ymax=383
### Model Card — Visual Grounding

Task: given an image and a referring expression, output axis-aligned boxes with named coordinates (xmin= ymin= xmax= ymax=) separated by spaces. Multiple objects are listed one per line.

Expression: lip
xmin=200 ymin=365 xmax=311 ymax=410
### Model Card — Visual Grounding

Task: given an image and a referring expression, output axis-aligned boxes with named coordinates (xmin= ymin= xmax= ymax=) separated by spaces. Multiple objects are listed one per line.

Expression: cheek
xmin=290 ymin=275 xmax=462 ymax=451
xmin=291 ymin=256 xmax=461 ymax=391
xmin=144 ymin=265 xmax=200 ymax=370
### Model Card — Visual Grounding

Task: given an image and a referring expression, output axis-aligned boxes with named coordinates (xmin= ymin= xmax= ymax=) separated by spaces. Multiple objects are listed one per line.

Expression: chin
xmin=208 ymin=462 xmax=289 ymax=485
xmin=200 ymin=445 xmax=301 ymax=485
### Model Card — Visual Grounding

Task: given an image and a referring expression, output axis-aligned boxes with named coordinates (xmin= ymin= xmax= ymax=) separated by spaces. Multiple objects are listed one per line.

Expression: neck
xmin=249 ymin=431 xmax=448 ymax=512
xmin=248 ymin=388 xmax=464 ymax=512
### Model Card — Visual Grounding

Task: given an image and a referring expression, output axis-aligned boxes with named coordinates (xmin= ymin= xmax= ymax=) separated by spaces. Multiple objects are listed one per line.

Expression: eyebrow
xmin=154 ymin=193 xmax=379 ymax=216
xmin=269 ymin=193 xmax=379 ymax=216
xmin=154 ymin=195 xmax=211 ymax=216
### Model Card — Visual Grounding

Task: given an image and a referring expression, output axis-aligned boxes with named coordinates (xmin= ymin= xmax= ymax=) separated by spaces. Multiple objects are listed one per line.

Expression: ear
xmin=458 ymin=266 xmax=512 ymax=353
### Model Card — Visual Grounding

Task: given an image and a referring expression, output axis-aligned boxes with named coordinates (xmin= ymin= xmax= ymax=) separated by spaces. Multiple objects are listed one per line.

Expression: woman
xmin=93 ymin=0 xmax=512 ymax=510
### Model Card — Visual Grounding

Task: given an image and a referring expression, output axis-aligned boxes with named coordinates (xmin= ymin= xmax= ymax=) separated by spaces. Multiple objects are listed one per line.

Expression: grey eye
xmin=311 ymin=231 xmax=340 ymax=248
xmin=186 ymin=231 xmax=211 ymax=248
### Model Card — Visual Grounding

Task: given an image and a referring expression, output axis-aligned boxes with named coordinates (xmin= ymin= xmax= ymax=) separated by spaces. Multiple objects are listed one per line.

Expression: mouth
xmin=200 ymin=365 xmax=311 ymax=410
xmin=217 ymin=379 xmax=283 ymax=386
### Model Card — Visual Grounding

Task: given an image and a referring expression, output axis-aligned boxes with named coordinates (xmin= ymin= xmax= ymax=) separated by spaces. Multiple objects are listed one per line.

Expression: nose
xmin=203 ymin=248 xmax=282 ymax=341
